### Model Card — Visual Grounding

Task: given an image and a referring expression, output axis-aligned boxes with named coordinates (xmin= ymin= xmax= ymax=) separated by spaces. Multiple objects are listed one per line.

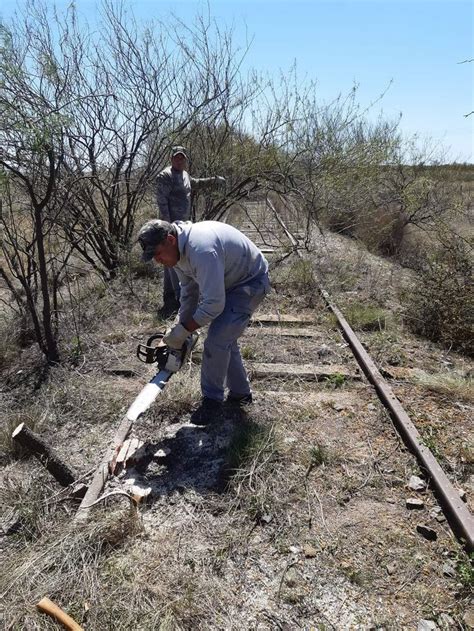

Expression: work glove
xmin=163 ymin=323 xmax=190 ymax=350
xmin=215 ymin=176 xmax=226 ymax=186
xmin=164 ymin=349 xmax=183 ymax=373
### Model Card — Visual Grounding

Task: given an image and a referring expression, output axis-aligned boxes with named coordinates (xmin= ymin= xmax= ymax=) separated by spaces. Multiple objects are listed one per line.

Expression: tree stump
xmin=12 ymin=423 xmax=77 ymax=487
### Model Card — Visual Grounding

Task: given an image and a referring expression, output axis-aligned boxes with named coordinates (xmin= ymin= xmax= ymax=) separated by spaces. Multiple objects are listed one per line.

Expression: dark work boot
xmin=226 ymin=392 xmax=253 ymax=407
xmin=190 ymin=397 xmax=223 ymax=426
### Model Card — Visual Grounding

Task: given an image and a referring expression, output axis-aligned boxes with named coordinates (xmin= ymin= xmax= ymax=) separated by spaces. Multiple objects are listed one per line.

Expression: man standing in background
xmin=156 ymin=146 xmax=225 ymax=316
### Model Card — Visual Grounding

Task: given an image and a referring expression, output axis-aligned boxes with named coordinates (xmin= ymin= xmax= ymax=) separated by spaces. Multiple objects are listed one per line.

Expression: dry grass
xmin=226 ymin=421 xmax=280 ymax=517
xmin=1 ymin=508 xmax=147 ymax=630
xmin=337 ymin=302 xmax=390 ymax=332
xmin=413 ymin=371 xmax=474 ymax=404
xmin=0 ymin=466 xmax=51 ymax=544
xmin=0 ymin=315 xmax=20 ymax=371
xmin=0 ymin=406 xmax=287 ymax=630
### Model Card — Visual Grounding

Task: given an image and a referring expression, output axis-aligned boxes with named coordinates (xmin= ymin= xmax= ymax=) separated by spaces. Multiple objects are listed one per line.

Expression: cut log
xmin=36 ymin=597 xmax=84 ymax=630
xmin=12 ymin=423 xmax=77 ymax=487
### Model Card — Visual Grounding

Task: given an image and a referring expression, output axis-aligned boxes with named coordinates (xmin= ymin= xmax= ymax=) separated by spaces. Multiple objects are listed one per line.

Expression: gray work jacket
xmin=173 ymin=221 xmax=269 ymax=327
xmin=156 ymin=167 xmax=220 ymax=222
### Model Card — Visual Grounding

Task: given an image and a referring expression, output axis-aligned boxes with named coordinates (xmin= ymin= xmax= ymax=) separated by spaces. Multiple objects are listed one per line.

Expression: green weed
xmin=344 ymin=303 xmax=388 ymax=332
xmin=420 ymin=426 xmax=443 ymax=461
xmin=325 ymin=373 xmax=346 ymax=388
xmin=456 ymin=552 xmax=474 ymax=589
xmin=241 ymin=345 xmax=256 ymax=360
xmin=308 ymin=444 xmax=328 ymax=468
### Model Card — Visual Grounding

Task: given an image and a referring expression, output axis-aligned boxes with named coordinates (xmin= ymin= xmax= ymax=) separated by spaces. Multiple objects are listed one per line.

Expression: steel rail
xmin=319 ymin=286 xmax=474 ymax=552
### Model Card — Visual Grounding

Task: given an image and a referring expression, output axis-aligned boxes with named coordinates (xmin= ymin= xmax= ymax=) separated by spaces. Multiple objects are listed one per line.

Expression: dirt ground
xmin=0 ymin=205 xmax=472 ymax=630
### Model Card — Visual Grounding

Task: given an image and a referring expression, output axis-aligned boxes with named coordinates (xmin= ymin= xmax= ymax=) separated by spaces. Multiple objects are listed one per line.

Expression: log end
xmin=11 ymin=422 xmax=25 ymax=439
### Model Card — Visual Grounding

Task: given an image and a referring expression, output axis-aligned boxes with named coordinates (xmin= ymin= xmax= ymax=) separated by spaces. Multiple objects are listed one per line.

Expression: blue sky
xmin=2 ymin=0 xmax=473 ymax=161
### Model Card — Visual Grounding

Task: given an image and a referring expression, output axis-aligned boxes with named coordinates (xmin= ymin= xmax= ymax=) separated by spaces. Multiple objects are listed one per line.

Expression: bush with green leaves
xmin=403 ymin=236 xmax=473 ymax=356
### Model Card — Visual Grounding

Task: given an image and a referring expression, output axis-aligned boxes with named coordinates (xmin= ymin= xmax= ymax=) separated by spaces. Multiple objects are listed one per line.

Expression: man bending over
xmin=138 ymin=219 xmax=270 ymax=423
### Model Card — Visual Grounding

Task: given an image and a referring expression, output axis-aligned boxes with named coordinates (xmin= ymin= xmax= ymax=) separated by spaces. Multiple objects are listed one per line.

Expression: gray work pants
xmin=201 ymin=274 xmax=270 ymax=401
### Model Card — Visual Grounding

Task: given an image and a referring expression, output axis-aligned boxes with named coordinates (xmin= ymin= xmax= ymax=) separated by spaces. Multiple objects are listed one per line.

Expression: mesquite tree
xmin=0 ymin=12 xmax=78 ymax=364
xmin=58 ymin=2 xmax=253 ymax=276
xmin=0 ymin=0 xmax=252 ymax=362
xmin=1 ymin=1 xmax=251 ymax=279
xmin=0 ymin=0 xmax=410 ymax=365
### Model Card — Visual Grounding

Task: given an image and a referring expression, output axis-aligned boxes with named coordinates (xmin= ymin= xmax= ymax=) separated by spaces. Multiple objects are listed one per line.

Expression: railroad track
xmin=238 ymin=199 xmax=474 ymax=552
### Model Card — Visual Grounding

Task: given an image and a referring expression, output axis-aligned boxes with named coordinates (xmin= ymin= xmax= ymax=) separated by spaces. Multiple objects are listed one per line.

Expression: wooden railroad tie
xmin=251 ymin=313 xmax=315 ymax=326
xmin=248 ymin=362 xmax=360 ymax=381
xmin=245 ymin=326 xmax=319 ymax=338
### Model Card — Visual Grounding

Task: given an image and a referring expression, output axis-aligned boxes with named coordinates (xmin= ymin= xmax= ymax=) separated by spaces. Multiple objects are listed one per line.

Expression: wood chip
xmin=416 ymin=524 xmax=437 ymax=541
xmin=116 ymin=438 xmax=145 ymax=467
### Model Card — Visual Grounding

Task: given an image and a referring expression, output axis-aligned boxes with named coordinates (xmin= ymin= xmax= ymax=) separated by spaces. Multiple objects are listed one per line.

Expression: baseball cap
xmin=137 ymin=219 xmax=170 ymax=262
xmin=171 ymin=145 xmax=188 ymax=160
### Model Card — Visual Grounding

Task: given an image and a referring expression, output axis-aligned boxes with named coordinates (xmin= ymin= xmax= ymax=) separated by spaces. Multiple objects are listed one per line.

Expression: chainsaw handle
xmin=136 ymin=333 xmax=166 ymax=364
xmin=146 ymin=333 xmax=165 ymax=347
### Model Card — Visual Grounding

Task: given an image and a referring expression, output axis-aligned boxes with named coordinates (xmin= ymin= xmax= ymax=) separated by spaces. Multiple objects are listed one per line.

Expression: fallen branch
xmin=73 ymin=414 xmax=135 ymax=525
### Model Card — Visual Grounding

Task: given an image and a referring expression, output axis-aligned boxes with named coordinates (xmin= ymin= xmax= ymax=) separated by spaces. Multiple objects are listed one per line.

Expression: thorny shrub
xmin=403 ymin=237 xmax=473 ymax=356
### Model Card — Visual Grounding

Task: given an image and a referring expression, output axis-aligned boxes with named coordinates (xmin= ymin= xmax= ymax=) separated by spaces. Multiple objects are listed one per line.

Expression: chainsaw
xmin=136 ymin=331 xmax=198 ymax=373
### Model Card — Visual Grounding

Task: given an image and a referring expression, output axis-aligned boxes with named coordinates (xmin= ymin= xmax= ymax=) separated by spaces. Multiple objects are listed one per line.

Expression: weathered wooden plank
xmin=251 ymin=314 xmax=314 ymax=325
xmin=263 ymin=390 xmax=368 ymax=404
xmin=248 ymin=362 xmax=360 ymax=381
xmin=116 ymin=438 xmax=145 ymax=467
xmin=245 ymin=327 xmax=319 ymax=338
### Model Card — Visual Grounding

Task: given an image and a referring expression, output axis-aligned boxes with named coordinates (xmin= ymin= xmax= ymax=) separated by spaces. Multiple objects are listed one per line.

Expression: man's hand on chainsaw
xmin=164 ymin=348 xmax=183 ymax=373
xmin=163 ymin=322 xmax=190 ymax=350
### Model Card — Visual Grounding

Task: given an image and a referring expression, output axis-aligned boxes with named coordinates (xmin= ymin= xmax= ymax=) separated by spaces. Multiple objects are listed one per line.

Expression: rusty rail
xmin=319 ymin=286 xmax=474 ymax=552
